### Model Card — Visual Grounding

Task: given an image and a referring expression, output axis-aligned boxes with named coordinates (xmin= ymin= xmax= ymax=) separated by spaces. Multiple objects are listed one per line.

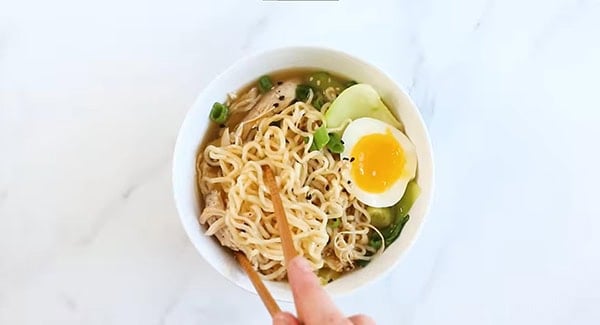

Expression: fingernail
xmin=272 ymin=312 xmax=293 ymax=325
xmin=272 ymin=313 xmax=286 ymax=323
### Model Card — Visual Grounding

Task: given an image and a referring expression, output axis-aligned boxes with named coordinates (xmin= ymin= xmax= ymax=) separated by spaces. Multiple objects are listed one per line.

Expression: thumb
xmin=287 ymin=256 xmax=345 ymax=324
xmin=272 ymin=312 xmax=300 ymax=325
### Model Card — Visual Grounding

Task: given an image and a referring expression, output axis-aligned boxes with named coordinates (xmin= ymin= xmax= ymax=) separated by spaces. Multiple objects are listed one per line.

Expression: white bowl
xmin=172 ymin=46 xmax=434 ymax=302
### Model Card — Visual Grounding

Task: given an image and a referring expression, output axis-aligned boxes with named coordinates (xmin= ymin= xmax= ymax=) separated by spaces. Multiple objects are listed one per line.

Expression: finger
xmin=287 ymin=256 xmax=346 ymax=324
xmin=272 ymin=312 xmax=300 ymax=325
xmin=349 ymin=314 xmax=376 ymax=325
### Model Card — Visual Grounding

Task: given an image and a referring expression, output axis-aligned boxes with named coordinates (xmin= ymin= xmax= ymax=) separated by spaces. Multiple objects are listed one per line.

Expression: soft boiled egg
xmin=341 ymin=117 xmax=417 ymax=208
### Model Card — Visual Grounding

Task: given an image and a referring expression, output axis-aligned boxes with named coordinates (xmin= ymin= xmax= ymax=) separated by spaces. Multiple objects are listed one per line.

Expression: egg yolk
xmin=350 ymin=129 xmax=405 ymax=193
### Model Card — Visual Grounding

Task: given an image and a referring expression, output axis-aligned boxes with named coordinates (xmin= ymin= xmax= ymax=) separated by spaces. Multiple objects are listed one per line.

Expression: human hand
xmin=272 ymin=256 xmax=375 ymax=325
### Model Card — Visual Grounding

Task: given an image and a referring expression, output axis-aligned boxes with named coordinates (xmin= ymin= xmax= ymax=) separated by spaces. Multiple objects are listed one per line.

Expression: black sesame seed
xmin=277 ymin=81 xmax=283 ymax=85
xmin=325 ymin=185 xmax=330 ymax=191
xmin=273 ymin=103 xmax=279 ymax=108
xmin=306 ymin=194 xmax=312 ymax=200
xmin=219 ymin=124 xmax=226 ymax=128
xmin=347 ymin=180 xmax=352 ymax=184
xmin=340 ymin=140 xmax=345 ymax=145
xmin=350 ymin=157 xmax=355 ymax=162
xmin=278 ymin=95 xmax=285 ymax=100
xmin=342 ymin=157 xmax=349 ymax=161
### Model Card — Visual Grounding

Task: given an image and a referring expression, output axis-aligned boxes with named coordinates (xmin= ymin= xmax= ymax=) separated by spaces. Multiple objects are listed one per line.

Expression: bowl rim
xmin=172 ymin=45 xmax=435 ymax=301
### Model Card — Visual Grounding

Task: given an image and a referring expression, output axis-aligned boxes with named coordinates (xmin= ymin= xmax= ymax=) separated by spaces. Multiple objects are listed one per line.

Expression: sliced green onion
xmin=326 ymin=133 xmax=344 ymax=153
xmin=313 ymin=126 xmax=330 ymax=150
xmin=258 ymin=75 xmax=273 ymax=93
xmin=209 ymin=102 xmax=229 ymax=124
xmin=306 ymin=136 xmax=318 ymax=151
xmin=327 ymin=218 xmax=341 ymax=229
xmin=295 ymin=84 xmax=312 ymax=102
xmin=317 ymin=267 xmax=342 ymax=285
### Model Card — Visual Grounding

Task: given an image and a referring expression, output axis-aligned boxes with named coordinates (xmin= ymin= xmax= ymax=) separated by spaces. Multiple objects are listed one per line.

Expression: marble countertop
xmin=2 ymin=0 xmax=600 ymax=324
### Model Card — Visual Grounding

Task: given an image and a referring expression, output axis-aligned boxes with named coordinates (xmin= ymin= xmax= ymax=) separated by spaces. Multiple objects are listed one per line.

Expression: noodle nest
xmin=197 ymin=89 xmax=376 ymax=280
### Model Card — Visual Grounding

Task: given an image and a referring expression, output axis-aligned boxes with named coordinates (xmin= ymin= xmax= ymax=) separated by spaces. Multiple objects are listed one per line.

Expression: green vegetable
xmin=381 ymin=180 xmax=420 ymax=246
xmin=356 ymin=259 xmax=370 ymax=267
xmin=308 ymin=127 xmax=344 ymax=153
xmin=395 ymin=180 xmax=421 ymax=217
xmin=324 ymin=84 xmax=404 ymax=132
xmin=327 ymin=218 xmax=341 ymax=228
xmin=295 ymin=84 xmax=312 ymax=102
xmin=318 ymin=267 xmax=342 ymax=285
xmin=295 ymin=83 xmax=329 ymax=110
xmin=313 ymin=125 xmax=330 ymax=150
xmin=345 ymin=80 xmax=358 ymax=88
xmin=209 ymin=102 xmax=229 ymax=124
xmin=258 ymin=75 xmax=273 ymax=93
xmin=307 ymin=71 xmax=344 ymax=91
xmin=357 ymin=250 xmax=375 ymax=267
xmin=326 ymin=132 xmax=344 ymax=154
xmin=367 ymin=206 xmax=393 ymax=229
xmin=368 ymin=235 xmax=383 ymax=250
xmin=382 ymin=215 xmax=410 ymax=246
xmin=313 ymin=94 xmax=326 ymax=110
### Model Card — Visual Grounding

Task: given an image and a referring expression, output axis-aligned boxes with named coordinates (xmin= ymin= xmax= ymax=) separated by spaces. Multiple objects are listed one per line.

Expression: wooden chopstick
xmin=234 ymin=251 xmax=281 ymax=316
xmin=262 ymin=165 xmax=298 ymax=265
xmin=235 ymin=166 xmax=296 ymax=318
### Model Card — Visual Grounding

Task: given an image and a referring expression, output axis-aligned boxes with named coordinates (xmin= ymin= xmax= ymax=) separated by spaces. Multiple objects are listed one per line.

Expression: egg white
xmin=341 ymin=117 xmax=417 ymax=208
